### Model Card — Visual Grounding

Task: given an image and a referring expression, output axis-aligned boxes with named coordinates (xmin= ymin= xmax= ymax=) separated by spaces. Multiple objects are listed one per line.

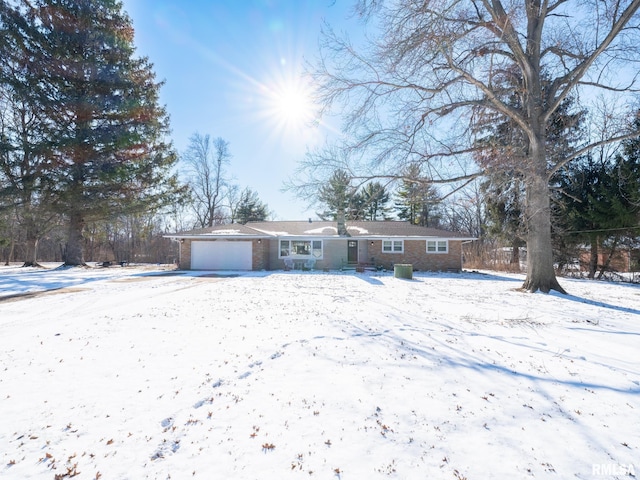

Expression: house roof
xmin=166 ymin=221 xmax=475 ymax=240
xmin=165 ymin=223 xmax=269 ymax=238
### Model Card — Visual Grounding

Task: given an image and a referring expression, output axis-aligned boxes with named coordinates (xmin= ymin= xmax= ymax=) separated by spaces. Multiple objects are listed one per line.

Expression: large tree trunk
xmin=64 ymin=210 xmax=86 ymax=266
xmin=521 ymin=73 xmax=565 ymax=294
xmin=23 ymin=236 xmax=40 ymax=268
xmin=4 ymin=239 xmax=15 ymax=266
xmin=588 ymin=233 xmax=599 ymax=279
xmin=597 ymin=236 xmax=619 ymax=280
xmin=522 ymin=174 xmax=566 ymax=294
xmin=509 ymin=241 xmax=520 ymax=271
xmin=22 ymin=216 xmax=41 ymax=267
xmin=19 ymin=207 xmax=43 ymax=267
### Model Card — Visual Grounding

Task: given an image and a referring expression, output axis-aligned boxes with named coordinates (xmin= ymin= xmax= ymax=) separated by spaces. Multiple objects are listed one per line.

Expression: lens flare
xmin=264 ymin=75 xmax=317 ymax=131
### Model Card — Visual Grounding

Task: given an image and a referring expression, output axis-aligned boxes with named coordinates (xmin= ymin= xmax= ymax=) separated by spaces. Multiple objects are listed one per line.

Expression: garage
xmin=191 ymin=241 xmax=253 ymax=270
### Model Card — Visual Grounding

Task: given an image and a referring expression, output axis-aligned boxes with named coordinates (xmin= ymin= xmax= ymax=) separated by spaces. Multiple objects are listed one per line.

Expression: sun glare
xmin=275 ymin=85 xmax=313 ymax=124
xmin=261 ymin=73 xmax=318 ymax=135
xmin=250 ymin=61 xmax=336 ymax=149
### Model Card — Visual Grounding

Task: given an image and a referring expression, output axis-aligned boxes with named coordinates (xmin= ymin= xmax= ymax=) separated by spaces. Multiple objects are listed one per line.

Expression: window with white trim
xmin=382 ymin=240 xmax=404 ymax=253
xmin=279 ymin=239 xmax=323 ymax=258
xmin=427 ymin=240 xmax=448 ymax=253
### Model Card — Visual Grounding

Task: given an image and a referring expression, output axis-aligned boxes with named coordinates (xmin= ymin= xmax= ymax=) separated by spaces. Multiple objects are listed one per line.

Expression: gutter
xmin=163 ymin=235 xmax=270 ymax=241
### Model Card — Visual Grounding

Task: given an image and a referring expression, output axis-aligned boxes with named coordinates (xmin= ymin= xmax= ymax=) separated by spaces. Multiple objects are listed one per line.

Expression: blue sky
xmin=121 ymin=0 xmax=359 ymax=220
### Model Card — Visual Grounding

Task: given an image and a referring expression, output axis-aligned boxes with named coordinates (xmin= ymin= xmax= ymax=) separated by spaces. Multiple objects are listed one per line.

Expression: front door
xmin=347 ymin=240 xmax=358 ymax=264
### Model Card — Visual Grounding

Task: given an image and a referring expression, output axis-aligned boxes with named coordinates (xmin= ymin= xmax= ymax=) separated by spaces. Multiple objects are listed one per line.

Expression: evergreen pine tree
xmin=317 ymin=170 xmax=358 ymax=221
xmin=361 ymin=182 xmax=390 ymax=221
xmin=3 ymin=0 xmax=181 ymax=266
xmin=235 ymin=188 xmax=269 ymax=224
xmin=480 ymin=174 xmax=525 ymax=268
xmin=0 ymin=2 xmax=59 ymax=266
xmin=394 ymin=164 xmax=441 ymax=227
xmin=556 ymin=150 xmax=639 ymax=278
xmin=616 ymin=113 xmax=640 ymax=211
xmin=474 ymin=83 xmax=585 ymax=270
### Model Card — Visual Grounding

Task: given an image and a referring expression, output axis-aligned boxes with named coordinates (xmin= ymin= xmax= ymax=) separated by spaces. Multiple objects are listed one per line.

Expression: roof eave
xmin=163 ymin=233 xmax=478 ymax=241
xmin=163 ymin=234 xmax=271 ymax=240
xmin=357 ymin=235 xmax=478 ymax=241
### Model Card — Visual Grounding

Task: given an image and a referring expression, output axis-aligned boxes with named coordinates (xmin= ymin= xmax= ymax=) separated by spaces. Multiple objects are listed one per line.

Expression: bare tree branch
xmin=302 ymin=0 xmax=640 ymax=292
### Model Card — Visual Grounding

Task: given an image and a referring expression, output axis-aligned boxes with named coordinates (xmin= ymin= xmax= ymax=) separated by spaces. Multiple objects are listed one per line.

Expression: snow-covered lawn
xmin=0 ymin=264 xmax=638 ymax=479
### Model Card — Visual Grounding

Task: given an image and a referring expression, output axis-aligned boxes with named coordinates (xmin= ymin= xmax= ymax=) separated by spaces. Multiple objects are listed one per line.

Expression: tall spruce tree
xmin=481 ymin=174 xmax=525 ymax=268
xmin=317 ymin=169 xmax=358 ymax=221
xmin=475 ymin=86 xmax=585 ymax=271
xmin=394 ymin=164 xmax=442 ymax=227
xmin=616 ymin=113 xmax=640 ymax=210
xmin=2 ymin=0 xmax=180 ymax=266
xmin=556 ymin=154 xmax=634 ymax=278
xmin=556 ymin=112 xmax=640 ymax=277
xmin=361 ymin=181 xmax=390 ymax=221
xmin=235 ymin=188 xmax=269 ymax=224
xmin=0 ymin=3 xmax=59 ymax=267
xmin=0 ymin=90 xmax=61 ymax=267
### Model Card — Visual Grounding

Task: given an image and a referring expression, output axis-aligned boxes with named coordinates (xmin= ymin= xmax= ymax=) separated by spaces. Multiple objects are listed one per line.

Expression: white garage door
xmin=191 ymin=241 xmax=253 ymax=270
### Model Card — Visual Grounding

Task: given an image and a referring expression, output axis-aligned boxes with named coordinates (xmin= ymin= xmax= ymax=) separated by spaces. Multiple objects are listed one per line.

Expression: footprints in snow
xmin=151 ymin=417 xmax=180 ymax=460
xmin=211 ymin=379 xmax=223 ymax=389
xmin=201 ymin=351 xmax=281 ymax=397
xmin=232 ymin=347 xmax=288 ymax=383
xmin=160 ymin=417 xmax=174 ymax=429
xmin=153 ymin=345 xmax=290 ymax=461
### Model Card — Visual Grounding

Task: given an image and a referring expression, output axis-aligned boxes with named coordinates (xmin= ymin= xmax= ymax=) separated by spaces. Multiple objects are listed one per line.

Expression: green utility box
xmin=394 ymin=264 xmax=413 ymax=279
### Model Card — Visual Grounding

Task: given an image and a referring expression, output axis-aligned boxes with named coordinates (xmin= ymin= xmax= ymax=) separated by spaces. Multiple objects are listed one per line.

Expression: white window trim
xmin=382 ymin=239 xmax=404 ymax=253
xmin=279 ymin=239 xmax=323 ymax=259
xmin=427 ymin=239 xmax=448 ymax=254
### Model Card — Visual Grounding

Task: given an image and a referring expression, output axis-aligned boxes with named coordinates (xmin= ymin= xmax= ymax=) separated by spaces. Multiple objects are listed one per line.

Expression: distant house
xmin=577 ymin=245 xmax=640 ymax=273
xmin=165 ymin=220 xmax=475 ymax=272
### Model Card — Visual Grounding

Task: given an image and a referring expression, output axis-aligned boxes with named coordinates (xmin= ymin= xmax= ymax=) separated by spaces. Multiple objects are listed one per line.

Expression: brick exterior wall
xmin=179 ymin=240 xmax=192 ymax=270
xmin=252 ymin=239 xmax=269 ymax=270
xmin=370 ymin=239 xmax=462 ymax=271
xmin=180 ymin=238 xmax=463 ymax=271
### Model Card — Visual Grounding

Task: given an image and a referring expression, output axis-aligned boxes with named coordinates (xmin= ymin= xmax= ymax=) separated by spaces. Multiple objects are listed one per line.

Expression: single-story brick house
xmin=165 ymin=220 xmax=475 ymax=272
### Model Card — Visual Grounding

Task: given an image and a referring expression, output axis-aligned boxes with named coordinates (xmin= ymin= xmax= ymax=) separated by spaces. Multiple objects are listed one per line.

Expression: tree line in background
xmin=312 ymin=116 xmax=640 ymax=280
xmin=0 ymin=0 xmax=269 ymax=267
xmin=2 ymin=0 xmax=640 ymax=286
xmin=316 ymin=166 xmax=443 ymax=226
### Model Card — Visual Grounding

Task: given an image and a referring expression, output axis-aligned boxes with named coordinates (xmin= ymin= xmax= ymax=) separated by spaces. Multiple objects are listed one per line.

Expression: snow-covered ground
xmin=0 ymin=264 xmax=638 ymax=479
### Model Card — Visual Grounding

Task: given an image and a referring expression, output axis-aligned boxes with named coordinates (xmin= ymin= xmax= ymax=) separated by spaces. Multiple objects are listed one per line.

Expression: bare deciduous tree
xmin=303 ymin=0 xmax=640 ymax=293
xmin=182 ymin=133 xmax=232 ymax=228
